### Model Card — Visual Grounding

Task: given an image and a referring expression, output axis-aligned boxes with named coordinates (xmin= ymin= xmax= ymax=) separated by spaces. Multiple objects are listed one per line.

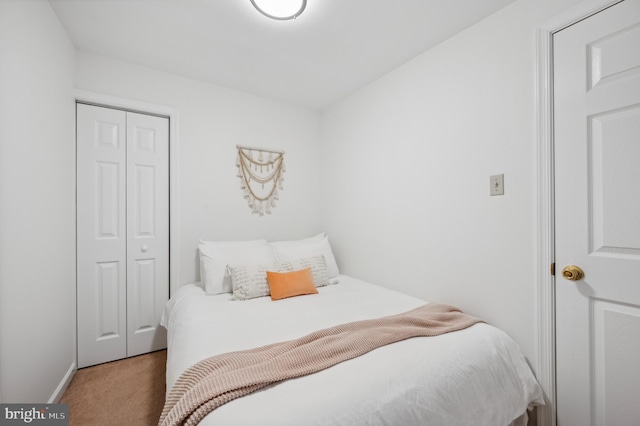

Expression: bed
xmin=161 ymin=275 xmax=543 ymax=425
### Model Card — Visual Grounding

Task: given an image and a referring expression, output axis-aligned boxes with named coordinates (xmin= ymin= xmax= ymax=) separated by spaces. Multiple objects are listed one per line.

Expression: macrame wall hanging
xmin=236 ymin=145 xmax=286 ymax=216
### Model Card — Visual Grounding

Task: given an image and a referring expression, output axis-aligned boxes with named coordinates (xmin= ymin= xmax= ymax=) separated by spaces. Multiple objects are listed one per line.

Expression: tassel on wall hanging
xmin=236 ymin=145 xmax=286 ymax=216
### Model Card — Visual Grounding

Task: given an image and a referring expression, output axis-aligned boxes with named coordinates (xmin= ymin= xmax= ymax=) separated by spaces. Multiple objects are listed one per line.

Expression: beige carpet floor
xmin=60 ymin=350 xmax=166 ymax=426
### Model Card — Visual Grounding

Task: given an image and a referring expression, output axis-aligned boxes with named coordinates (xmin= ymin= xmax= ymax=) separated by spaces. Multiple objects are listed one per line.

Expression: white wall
xmin=320 ymin=0 xmax=583 ymax=370
xmin=75 ymin=52 xmax=323 ymax=286
xmin=0 ymin=1 xmax=76 ymax=402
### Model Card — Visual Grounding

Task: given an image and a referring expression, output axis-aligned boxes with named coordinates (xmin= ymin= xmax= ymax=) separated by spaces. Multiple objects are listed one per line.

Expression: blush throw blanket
xmin=159 ymin=303 xmax=483 ymax=426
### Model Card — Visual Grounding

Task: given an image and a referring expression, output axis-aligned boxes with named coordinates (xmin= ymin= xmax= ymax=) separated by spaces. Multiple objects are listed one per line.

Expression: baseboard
xmin=48 ymin=362 xmax=76 ymax=403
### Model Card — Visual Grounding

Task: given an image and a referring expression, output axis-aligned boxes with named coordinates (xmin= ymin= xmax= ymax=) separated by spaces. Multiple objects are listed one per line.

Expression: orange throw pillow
xmin=266 ymin=268 xmax=318 ymax=301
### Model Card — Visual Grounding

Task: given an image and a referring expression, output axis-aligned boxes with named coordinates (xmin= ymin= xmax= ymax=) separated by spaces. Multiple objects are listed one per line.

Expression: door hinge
xmin=550 ymin=263 xmax=555 ymax=276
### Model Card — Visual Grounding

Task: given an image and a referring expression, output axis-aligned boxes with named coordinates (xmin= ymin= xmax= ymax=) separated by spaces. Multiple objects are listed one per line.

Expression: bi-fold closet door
xmin=77 ymin=103 xmax=169 ymax=368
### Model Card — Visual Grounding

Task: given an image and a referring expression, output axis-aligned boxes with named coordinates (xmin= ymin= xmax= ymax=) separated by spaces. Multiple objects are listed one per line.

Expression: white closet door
xmin=77 ymin=104 xmax=168 ymax=368
xmin=77 ymin=104 xmax=128 ymax=368
xmin=126 ymin=111 xmax=169 ymax=357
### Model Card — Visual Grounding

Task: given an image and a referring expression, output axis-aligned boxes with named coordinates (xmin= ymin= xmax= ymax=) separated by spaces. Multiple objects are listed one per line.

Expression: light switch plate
xmin=490 ymin=174 xmax=504 ymax=196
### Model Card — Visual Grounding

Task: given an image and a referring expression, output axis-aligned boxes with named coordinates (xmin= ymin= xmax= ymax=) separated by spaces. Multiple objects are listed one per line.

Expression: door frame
xmin=535 ymin=1 xmax=623 ymax=425
xmin=74 ymin=90 xmax=181 ymax=295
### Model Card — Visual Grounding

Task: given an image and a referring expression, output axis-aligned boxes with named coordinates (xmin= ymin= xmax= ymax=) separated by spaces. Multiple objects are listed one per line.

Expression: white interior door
xmin=77 ymin=104 xmax=168 ymax=368
xmin=554 ymin=0 xmax=640 ymax=424
xmin=126 ymin=111 xmax=169 ymax=357
xmin=77 ymin=104 xmax=128 ymax=368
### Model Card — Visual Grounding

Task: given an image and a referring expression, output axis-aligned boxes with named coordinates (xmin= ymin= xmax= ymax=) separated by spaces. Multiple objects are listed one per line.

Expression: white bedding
xmin=161 ymin=275 xmax=543 ymax=426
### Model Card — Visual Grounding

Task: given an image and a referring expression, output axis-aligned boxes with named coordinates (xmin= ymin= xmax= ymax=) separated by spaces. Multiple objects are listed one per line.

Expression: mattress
xmin=161 ymin=275 xmax=543 ymax=426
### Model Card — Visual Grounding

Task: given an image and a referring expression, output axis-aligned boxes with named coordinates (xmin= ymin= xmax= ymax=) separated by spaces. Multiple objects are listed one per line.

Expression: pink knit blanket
xmin=159 ymin=303 xmax=482 ymax=426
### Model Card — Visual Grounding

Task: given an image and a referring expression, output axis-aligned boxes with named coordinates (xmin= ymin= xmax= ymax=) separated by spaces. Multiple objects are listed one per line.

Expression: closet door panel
xmin=77 ymin=104 xmax=127 ymax=368
xmin=126 ymin=111 xmax=169 ymax=357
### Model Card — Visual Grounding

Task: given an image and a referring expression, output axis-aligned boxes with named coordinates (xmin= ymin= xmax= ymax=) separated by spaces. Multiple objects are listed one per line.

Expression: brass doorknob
xmin=561 ymin=265 xmax=584 ymax=281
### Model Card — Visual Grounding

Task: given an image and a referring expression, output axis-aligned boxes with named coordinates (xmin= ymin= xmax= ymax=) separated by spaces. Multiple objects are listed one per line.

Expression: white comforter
xmin=161 ymin=275 xmax=543 ymax=426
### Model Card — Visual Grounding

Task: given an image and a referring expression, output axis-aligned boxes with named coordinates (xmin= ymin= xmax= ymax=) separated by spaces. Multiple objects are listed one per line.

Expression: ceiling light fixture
xmin=250 ymin=0 xmax=307 ymax=21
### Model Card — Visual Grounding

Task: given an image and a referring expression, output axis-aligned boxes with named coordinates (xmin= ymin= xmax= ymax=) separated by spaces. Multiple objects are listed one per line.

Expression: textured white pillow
xmin=270 ymin=235 xmax=339 ymax=278
xmin=229 ymin=255 xmax=330 ymax=300
xmin=276 ymin=255 xmax=330 ymax=288
xmin=228 ymin=264 xmax=273 ymax=300
xmin=199 ymin=242 xmax=275 ymax=295
xmin=198 ymin=239 xmax=267 ymax=289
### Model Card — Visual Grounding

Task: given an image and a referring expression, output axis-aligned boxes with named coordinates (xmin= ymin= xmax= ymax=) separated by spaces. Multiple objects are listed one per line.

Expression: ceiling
xmin=49 ymin=0 xmax=515 ymax=110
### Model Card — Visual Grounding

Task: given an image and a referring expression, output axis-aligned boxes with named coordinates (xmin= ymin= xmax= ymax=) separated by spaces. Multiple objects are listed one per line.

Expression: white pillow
xmin=268 ymin=233 xmax=325 ymax=248
xmin=229 ymin=255 xmax=330 ymax=301
xmin=274 ymin=255 xmax=330 ymax=288
xmin=199 ymin=239 xmax=268 ymax=246
xmin=227 ymin=264 xmax=273 ymax=300
xmin=199 ymin=242 xmax=274 ymax=295
xmin=269 ymin=235 xmax=339 ymax=278
xmin=198 ymin=239 xmax=267 ymax=286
